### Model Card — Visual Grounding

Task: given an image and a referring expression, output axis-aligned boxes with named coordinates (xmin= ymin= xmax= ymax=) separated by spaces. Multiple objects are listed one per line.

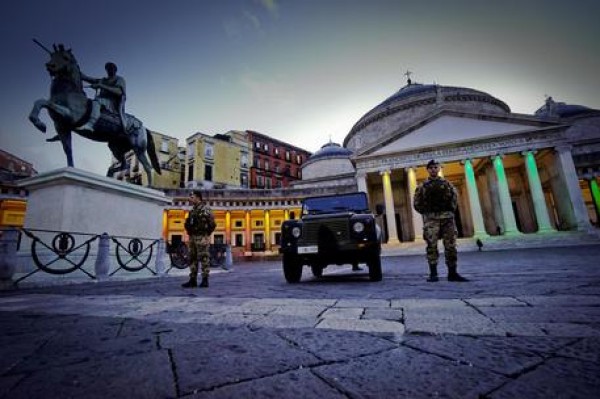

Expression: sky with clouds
xmin=1 ymin=0 xmax=599 ymax=175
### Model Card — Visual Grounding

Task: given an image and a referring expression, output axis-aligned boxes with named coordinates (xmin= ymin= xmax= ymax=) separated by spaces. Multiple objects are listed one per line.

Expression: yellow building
xmin=0 ymin=198 xmax=27 ymax=228
xmin=113 ymin=131 xmax=184 ymax=189
xmin=185 ymin=132 xmax=250 ymax=189
xmin=162 ymin=188 xmax=348 ymax=258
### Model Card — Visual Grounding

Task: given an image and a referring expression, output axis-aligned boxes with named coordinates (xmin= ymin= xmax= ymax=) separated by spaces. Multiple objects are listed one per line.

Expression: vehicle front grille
xmin=301 ymin=219 xmax=349 ymax=245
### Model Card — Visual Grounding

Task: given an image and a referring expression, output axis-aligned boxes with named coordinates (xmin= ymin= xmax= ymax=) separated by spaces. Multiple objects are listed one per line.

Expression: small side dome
xmin=535 ymin=96 xmax=599 ymax=119
xmin=301 ymin=141 xmax=355 ymax=181
xmin=308 ymin=141 xmax=353 ymax=162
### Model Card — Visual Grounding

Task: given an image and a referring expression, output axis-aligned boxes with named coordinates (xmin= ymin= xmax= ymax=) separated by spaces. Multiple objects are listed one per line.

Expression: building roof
xmin=308 ymin=141 xmax=352 ymax=162
xmin=351 ymin=82 xmax=510 ymax=134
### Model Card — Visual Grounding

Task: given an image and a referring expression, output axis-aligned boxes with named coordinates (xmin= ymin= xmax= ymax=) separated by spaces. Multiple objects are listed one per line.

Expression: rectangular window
xmin=187 ymin=163 xmax=194 ymax=181
xmin=213 ymin=234 xmax=224 ymax=244
xmin=264 ymin=161 xmax=269 ymax=171
xmin=255 ymin=220 xmax=264 ymax=227
xmin=240 ymin=173 xmax=248 ymax=188
xmin=285 ymin=151 xmax=290 ymax=161
xmin=205 ymin=164 xmax=213 ymax=181
xmin=241 ymin=153 xmax=249 ymax=168
xmin=160 ymin=138 xmax=169 ymax=153
xmin=234 ymin=220 xmax=243 ymax=228
xmin=235 ymin=233 xmax=244 ymax=247
xmin=266 ymin=178 xmax=272 ymax=189
xmin=204 ymin=143 xmax=214 ymax=159
xmin=275 ymin=232 xmax=282 ymax=245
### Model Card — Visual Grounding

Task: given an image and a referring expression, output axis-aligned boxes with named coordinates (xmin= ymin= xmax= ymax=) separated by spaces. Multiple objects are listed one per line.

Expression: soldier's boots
xmin=199 ymin=277 xmax=209 ymax=288
xmin=427 ymin=264 xmax=439 ymax=282
xmin=448 ymin=267 xmax=469 ymax=282
xmin=181 ymin=278 xmax=197 ymax=288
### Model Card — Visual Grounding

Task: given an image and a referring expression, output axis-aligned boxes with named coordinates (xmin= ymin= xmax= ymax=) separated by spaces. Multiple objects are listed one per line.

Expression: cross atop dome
xmin=404 ymin=69 xmax=413 ymax=85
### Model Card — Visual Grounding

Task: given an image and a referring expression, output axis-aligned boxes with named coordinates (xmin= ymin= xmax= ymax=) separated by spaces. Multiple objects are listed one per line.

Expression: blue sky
xmin=1 ymin=0 xmax=599 ymax=175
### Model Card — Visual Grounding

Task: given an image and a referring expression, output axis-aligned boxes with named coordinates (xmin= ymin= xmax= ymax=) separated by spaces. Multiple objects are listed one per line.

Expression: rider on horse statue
xmin=48 ymin=61 xmax=129 ymax=142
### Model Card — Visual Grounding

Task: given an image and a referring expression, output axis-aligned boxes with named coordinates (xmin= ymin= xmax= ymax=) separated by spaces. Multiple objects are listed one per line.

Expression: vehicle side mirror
xmin=375 ymin=204 xmax=384 ymax=216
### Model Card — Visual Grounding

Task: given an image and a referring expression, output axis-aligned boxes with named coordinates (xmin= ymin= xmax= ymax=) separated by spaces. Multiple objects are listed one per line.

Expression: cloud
xmin=257 ymin=0 xmax=279 ymax=18
xmin=243 ymin=10 xmax=261 ymax=30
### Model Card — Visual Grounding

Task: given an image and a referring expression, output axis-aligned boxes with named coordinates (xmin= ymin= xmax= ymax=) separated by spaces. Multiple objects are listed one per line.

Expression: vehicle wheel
xmin=283 ymin=254 xmax=302 ymax=283
xmin=367 ymin=253 xmax=382 ymax=282
xmin=169 ymin=242 xmax=190 ymax=269
xmin=311 ymin=264 xmax=323 ymax=277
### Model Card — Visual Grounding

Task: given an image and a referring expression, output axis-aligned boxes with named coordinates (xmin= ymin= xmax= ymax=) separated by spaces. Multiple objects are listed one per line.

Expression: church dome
xmin=535 ymin=97 xmax=599 ymax=119
xmin=301 ymin=141 xmax=355 ymax=181
xmin=343 ymin=81 xmax=511 ymax=152
xmin=307 ymin=141 xmax=353 ymax=162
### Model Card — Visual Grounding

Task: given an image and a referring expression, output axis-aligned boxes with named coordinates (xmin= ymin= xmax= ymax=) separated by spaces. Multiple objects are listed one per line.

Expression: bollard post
xmin=94 ymin=233 xmax=111 ymax=281
xmin=155 ymin=239 xmax=167 ymax=277
xmin=0 ymin=229 xmax=19 ymax=285
xmin=224 ymin=245 xmax=233 ymax=271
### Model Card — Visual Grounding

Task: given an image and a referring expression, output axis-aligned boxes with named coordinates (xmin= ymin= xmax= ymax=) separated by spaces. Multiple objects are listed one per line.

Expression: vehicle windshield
xmin=302 ymin=193 xmax=369 ymax=215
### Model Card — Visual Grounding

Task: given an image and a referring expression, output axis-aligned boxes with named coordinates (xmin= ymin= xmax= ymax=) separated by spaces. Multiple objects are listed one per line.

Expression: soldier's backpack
xmin=185 ymin=209 xmax=216 ymax=235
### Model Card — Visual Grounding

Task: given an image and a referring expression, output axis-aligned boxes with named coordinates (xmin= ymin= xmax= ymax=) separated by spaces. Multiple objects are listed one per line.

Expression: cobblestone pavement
xmin=1 ymin=245 xmax=599 ymax=398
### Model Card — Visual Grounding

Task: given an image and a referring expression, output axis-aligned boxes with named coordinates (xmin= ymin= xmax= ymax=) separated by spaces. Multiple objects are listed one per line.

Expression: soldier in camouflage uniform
xmin=413 ymin=160 xmax=469 ymax=282
xmin=182 ymin=190 xmax=215 ymax=288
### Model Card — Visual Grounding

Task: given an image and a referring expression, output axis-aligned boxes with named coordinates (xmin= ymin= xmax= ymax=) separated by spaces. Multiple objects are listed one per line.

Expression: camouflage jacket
xmin=413 ymin=177 xmax=457 ymax=219
xmin=184 ymin=204 xmax=216 ymax=236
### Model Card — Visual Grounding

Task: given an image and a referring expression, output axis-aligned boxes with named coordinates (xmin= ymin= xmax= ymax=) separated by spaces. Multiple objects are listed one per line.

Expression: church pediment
xmin=361 ymin=112 xmax=558 ymax=157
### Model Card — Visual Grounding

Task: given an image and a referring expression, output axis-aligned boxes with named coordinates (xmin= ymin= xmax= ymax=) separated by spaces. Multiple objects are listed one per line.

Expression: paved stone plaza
xmin=1 ymin=245 xmax=599 ymax=398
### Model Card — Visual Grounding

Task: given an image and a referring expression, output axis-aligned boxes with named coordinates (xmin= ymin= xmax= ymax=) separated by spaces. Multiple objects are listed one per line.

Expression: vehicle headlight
xmin=352 ymin=222 xmax=365 ymax=233
xmin=292 ymin=226 xmax=301 ymax=238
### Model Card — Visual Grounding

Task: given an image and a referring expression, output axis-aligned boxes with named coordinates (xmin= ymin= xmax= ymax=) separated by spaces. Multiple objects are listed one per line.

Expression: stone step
xmin=382 ymin=230 xmax=600 ymax=257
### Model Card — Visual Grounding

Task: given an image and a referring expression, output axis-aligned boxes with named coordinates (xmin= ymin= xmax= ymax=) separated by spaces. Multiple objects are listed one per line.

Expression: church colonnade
xmin=359 ymin=146 xmax=595 ymax=243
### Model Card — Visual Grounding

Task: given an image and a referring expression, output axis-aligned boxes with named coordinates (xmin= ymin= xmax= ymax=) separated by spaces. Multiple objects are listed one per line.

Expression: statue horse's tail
xmin=146 ymin=129 xmax=162 ymax=175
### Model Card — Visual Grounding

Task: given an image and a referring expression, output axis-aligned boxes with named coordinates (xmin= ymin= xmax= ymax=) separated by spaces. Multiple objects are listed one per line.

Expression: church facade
xmin=337 ymin=81 xmax=600 ymax=244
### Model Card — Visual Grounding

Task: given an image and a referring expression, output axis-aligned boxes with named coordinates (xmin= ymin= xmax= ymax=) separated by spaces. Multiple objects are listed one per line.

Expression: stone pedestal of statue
xmin=13 ymin=167 xmax=171 ymax=283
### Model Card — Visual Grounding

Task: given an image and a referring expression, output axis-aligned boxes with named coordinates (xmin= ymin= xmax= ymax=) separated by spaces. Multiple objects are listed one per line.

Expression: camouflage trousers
xmin=189 ymin=235 xmax=211 ymax=279
xmin=423 ymin=217 xmax=458 ymax=267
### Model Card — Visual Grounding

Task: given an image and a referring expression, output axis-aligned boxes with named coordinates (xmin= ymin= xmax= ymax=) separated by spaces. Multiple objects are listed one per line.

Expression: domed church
xmin=305 ymin=76 xmax=600 ymax=245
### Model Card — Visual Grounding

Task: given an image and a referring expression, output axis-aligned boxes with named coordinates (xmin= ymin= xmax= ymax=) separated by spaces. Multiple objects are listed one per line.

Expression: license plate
xmin=297 ymin=246 xmax=318 ymax=254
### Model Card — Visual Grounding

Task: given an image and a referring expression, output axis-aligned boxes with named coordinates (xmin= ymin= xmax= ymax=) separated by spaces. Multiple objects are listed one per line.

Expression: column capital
xmin=379 ymin=169 xmax=391 ymax=176
xmin=554 ymin=145 xmax=573 ymax=154
xmin=520 ymin=150 xmax=538 ymax=156
xmin=491 ymin=153 xmax=505 ymax=160
xmin=460 ymin=158 xmax=474 ymax=166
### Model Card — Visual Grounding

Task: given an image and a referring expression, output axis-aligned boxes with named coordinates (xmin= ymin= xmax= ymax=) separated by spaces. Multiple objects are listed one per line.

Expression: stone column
xmin=245 ymin=210 xmax=251 ymax=252
xmin=555 ymin=146 xmax=593 ymax=231
xmin=356 ymin=171 xmax=369 ymax=202
xmin=522 ymin=151 xmax=554 ymax=232
xmin=463 ymin=159 xmax=488 ymax=237
xmin=264 ymin=210 xmax=271 ymax=251
xmin=407 ymin=166 xmax=423 ymax=240
xmin=225 ymin=210 xmax=231 ymax=245
xmin=492 ymin=154 xmax=520 ymax=234
xmin=380 ymin=170 xmax=400 ymax=244
xmin=588 ymin=177 xmax=600 ymax=225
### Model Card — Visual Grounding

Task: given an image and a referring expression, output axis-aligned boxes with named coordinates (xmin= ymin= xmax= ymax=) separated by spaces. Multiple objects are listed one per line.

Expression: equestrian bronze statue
xmin=28 ymin=41 xmax=161 ymax=186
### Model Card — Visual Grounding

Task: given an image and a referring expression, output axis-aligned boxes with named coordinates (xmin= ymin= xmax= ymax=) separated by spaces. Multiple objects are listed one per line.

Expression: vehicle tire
xmin=367 ymin=253 xmax=382 ymax=282
xmin=169 ymin=242 xmax=190 ymax=270
xmin=283 ymin=254 xmax=302 ymax=283
xmin=311 ymin=264 xmax=323 ymax=277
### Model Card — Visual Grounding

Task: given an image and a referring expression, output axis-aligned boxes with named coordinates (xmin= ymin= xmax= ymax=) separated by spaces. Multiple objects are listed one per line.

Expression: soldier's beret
xmin=426 ymin=159 xmax=439 ymax=168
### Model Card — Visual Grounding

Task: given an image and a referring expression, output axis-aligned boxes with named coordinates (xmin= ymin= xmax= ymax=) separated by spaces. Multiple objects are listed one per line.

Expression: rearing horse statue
xmin=28 ymin=42 xmax=161 ymax=186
